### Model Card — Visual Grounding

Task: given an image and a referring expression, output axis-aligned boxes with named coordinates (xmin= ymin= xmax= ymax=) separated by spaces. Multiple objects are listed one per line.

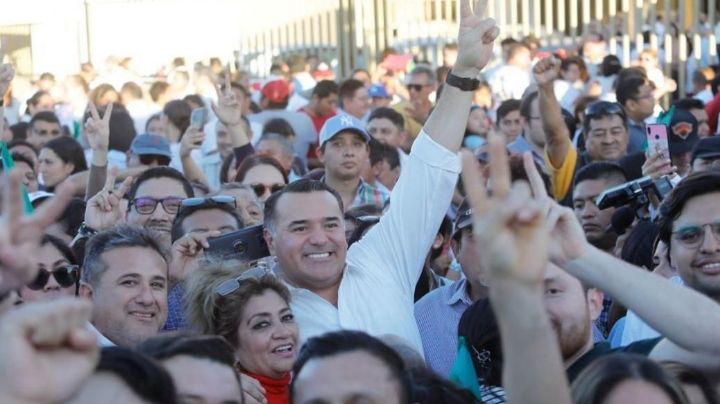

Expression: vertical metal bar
xmin=693 ymin=0 xmax=701 ymax=64
xmin=568 ymin=0 xmax=576 ymax=46
xmin=621 ymin=0 xmax=630 ymax=66
xmin=595 ymin=0 xmax=603 ymax=23
xmin=498 ymin=0 xmax=507 ymax=39
xmin=533 ymin=0 xmax=541 ymax=37
xmin=663 ymin=0 xmax=672 ymax=80
xmin=710 ymin=0 xmax=717 ymax=62
xmin=521 ymin=0 xmax=529 ymax=36
xmin=635 ymin=0 xmax=644 ymax=54
xmin=544 ymin=0 xmax=554 ymax=40
xmin=678 ymin=0 xmax=687 ymax=97
xmin=648 ymin=0 xmax=657 ymax=51
xmin=510 ymin=0 xmax=519 ymax=39
xmin=609 ymin=0 xmax=617 ymax=55
xmin=582 ymin=0 xmax=591 ymax=37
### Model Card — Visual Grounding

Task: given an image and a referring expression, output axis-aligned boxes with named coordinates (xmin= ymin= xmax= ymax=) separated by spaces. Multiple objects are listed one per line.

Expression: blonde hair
xmin=184 ymin=259 xmax=291 ymax=349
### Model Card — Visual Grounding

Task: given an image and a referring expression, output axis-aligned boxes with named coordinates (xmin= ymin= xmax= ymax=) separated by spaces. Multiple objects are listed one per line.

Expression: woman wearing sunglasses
xmin=21 ymin=234 xmax=79 ymax=303
xmin=185 ymin=262 xmax=298 ymax=404
xmin=234 ymin=155 xmax=288 ymax=203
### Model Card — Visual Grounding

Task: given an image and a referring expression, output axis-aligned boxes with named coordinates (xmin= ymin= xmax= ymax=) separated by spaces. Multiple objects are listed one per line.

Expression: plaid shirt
xmin=321 ymin=177 xmax=390 ymax=210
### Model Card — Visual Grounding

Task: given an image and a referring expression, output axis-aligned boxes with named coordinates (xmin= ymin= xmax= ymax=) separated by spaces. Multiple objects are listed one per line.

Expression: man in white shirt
xmin=261 ymin=2 xmax=500 ymax=356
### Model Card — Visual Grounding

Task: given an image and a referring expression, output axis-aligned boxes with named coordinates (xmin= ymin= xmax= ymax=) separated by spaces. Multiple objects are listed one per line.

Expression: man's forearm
xmin=85 ymin=164 xmax=106 ymax=200
xmin=565 ymin=246 xmax=720 ymax=354
xmin=538 ymin=85 xmax=571 ymax=166
xmin=423 ymin=80 xmax=473 ymax=152
xmin=490 ymin=281 xmax=572 ymax=404
xmin=227 ymin=122 xmax=250 ymax=148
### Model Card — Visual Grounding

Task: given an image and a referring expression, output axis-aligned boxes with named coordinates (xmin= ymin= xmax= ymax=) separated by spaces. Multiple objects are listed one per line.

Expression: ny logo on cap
xmin=340 ymin=115 xmax=354 ymax=127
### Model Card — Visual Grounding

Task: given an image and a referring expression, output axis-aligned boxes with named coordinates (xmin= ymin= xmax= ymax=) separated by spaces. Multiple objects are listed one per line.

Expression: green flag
xmin=1 ymin=141 xmax=33 ymax=213
xmin=449 ymin=336 xmax=483 ymax=401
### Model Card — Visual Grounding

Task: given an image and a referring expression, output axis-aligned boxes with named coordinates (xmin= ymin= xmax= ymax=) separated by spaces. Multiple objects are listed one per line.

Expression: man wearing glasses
xmin=26 ymin=111 xmax=63 ymax=150
xmin=392 ymin=65 xmax=437 ymax=139
xmin=534 ymin=57 xmax=631 ymax=204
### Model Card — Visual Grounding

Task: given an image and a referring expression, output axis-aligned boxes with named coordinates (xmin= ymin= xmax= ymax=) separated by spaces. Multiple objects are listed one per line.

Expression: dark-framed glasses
xmin=130 ymin=196 xmax=184 ymax=215
xmin=27 ymin=265 xmax=79 ymax=290
xmin=249 ymin=183 xmax=286 ymax=197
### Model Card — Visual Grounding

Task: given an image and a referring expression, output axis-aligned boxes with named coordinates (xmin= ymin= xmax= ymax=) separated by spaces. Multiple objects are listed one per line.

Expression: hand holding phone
xmin=646 ymin=123 xmax=670 ymax=161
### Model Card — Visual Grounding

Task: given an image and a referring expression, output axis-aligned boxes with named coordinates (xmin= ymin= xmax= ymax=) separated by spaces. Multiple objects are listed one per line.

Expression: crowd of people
xmin=1 ymin=0 xmax=720 ymax=403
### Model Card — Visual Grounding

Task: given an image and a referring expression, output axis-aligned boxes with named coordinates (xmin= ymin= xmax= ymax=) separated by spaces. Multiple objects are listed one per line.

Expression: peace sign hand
xmin=84 ymin=102 xmax=113 ymax=152
xmin=0 ymin=170 xmax=74 ymax=294
xmin=84 ymin=167 xmax=132 ymax=232
xmin=454 ymin=0 xmax=500 ymax=78
xmin=460 ymin=134 xmax=549 ymax=285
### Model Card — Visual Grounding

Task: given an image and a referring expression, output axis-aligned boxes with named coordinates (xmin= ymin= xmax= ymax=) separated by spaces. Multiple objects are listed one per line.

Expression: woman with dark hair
xmin=185 ymin=262 xmax=298 ymax=404
xmin=262 ymin=118 xmax=296 ymax=139
xmin=234 ymin=155 xmax=288 ymax=202
xmin=87 ymin=83 xmax=120 ymax=107
xmin=571 ymin=354 xmax=690 ymax=404
xmin=38 ymin=136 xmax=87 ymax=191
xmin=20 ymin=234 xmax=79 ymax=303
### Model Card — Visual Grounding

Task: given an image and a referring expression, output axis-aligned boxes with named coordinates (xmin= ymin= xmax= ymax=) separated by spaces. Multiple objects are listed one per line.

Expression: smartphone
xmin=205 ymin=224 xmax=270 ymax=263
xmin=646 ymin=123 xmax=670 ymax=160
xmin=190 ymin=107 xmax=208 ymax=129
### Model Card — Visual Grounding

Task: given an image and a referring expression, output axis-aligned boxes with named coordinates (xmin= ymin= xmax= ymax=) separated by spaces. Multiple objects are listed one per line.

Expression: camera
xmin=596 ymin=175 xmax=674 ymax=210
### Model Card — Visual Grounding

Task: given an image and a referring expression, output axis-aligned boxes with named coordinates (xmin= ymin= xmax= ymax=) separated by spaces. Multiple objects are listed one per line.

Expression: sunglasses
xmin=584 ymin=101 xmax=623 ymax=118
xmin=130 ymin=196 xmax=184 ymax=215
xmin=406 ymin=84 xmax=427 ymax=92
xmin=250 ymin=183 xmax=286 ymax=197
xmin=27 ymin=265 xmax=79 ymax=291
xmin=181 ymin=195 xmax=236 ymax=208
xmin=214 ymin=266 xmax=272 ymax=296
xmin=672 ymin=221 xmax=720 ymax=248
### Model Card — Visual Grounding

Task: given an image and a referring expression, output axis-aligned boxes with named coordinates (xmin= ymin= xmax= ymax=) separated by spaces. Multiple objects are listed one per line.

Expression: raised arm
xmin=83 ymin=102 xmax=113 ymax=199
xmin=423 ymin=0 xmax=499 ymax=152
xmin=533 ymin=57 xmax=571 ymax=167
xmin=461 ymin=136 xmax=571 ymax=404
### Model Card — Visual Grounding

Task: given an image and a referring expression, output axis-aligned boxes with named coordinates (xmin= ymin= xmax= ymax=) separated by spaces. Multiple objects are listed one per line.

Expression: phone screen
xmin=646 ymin=123 xmax=670 ymax=160
xmin=190 ymin=107 xmax=208 ymax=129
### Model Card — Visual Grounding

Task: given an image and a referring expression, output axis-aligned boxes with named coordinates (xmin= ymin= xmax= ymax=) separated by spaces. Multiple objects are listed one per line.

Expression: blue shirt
xmin=627 ymin=119 xmax=648 ymax=154
xmin=414 ymin=278 xmax=473 ymax=377
xmin=163 ymin=284 xmax=187 ymax=331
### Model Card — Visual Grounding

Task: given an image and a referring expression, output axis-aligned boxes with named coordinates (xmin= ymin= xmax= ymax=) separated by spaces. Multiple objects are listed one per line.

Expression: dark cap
xmin=691 ymin=136 xmax=720 ymax=163
xmin=668 ymin=109 xmax=700 ymax=156
xmin=454 ymin=199 xmax=473 ymax=236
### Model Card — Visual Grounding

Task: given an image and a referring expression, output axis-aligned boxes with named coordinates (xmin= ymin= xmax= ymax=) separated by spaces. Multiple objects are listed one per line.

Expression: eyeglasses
xmin=181 ymin=195 xmax=236 ymax=208
xmin=250 ymin=183 xmax=286 ymax=197
xmin=584 ymin=101 xmax=623 ymax=119
xmin=406 ymin=84 xmax=427 ymax=92
xmin=130 ymin=196 xmax=184 ymax=215
xmin=27 ymin=265 xmax=79 ymax=290
xmin=214 ymin=266 xmax=272 ymax=296
xmin=672 ymin=221 xmax=720 ymax=248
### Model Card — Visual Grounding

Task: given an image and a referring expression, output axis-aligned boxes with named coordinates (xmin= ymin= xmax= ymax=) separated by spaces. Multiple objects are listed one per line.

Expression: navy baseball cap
xmin=668 ymin=109 xmax=700 ymax=156
xmin=130 ymin=134 xmax=172 ymax=158
xmin=318 ymin=114 xmax=371 ymax=147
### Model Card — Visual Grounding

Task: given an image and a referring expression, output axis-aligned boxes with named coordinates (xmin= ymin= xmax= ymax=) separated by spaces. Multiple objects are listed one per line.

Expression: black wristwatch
xmin=445 ymin=71 xmax=481 ymax=91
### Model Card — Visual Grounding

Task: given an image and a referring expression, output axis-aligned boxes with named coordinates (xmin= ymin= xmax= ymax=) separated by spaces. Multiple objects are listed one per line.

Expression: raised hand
xmin=0 ymin=64 xmax=14 ymax=100
xmin=533 ymin=57 xmax=562 ymax=87
xmin=520 ymin=152 xmax=588 ymax=266
xmin=642 ymin=151 xmax=675 ymax=180
xmin=212 ymin=73 xmax=242 ymax=127
xmin=460 ymin=134 xmax=548 ymax=284
xmin=84 ymin=167 xmax=132 ymax=231
xmin=180 ymin=126 xmax=204 ymax=158
xmin=0 ymin=171 xmax=73 ymax=293
xmin=84 ymin=102 xmax=113 ymax=152
xmin=169 ymin=230 xmax=221 ymax=283
xmin=454 ymin=0 xmax=500 ymax=78
xmin=0 ymin=298 xmax=98 ymax=403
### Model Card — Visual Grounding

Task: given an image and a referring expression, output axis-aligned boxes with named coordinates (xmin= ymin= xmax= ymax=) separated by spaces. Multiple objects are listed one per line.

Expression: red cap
xmin=261 ymin=79 xmax=290 ymax=104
